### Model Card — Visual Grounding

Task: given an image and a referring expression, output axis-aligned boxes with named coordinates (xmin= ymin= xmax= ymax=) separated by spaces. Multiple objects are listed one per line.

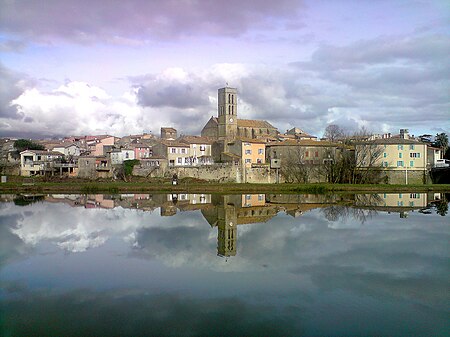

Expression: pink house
xmin=132 ymin=144 xmax=153 ymax=159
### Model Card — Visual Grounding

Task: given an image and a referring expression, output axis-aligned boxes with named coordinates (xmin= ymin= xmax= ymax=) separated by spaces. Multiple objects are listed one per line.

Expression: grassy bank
xmin=0 ymin=177 xmax=449 ymax=194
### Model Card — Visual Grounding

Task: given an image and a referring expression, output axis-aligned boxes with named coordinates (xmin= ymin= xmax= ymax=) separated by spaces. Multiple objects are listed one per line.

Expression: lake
xmin=0 ymin=192 xmax=449 ymax=336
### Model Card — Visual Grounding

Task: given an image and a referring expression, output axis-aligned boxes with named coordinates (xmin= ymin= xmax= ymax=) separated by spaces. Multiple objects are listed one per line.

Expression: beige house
xmin=265 ymin=140 xmax=342 ymax=165
xmin=153 ymin=140 xmax=191 ymax=167
xmin=20 ymin=150 xmax=63 ymax=176
xmin=357 ymin=138 xmax=428 ymax=184
xmin=178 ymin=136 xmax=213 ymax=165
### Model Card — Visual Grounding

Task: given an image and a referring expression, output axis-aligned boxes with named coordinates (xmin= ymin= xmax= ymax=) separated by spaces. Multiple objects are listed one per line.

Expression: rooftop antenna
xmin=226 ymin=82 xmax=229 ymax=87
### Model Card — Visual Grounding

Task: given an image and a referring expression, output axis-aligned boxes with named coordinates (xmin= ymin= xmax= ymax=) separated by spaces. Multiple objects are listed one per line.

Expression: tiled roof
xmin=237 ymin=119 xmax=276 ymax=129
xmin=266 ymin=140 xmax=341 ymax=147
xmin=178 ymin=136 xmax=213 ymax=144
xmin=159 ymin=140 xmax=190 ymax=147
xmin=234 ymin=137 xmax=267 ymax=144
xmin=20 ymin=150 xmax=63 ymax=155
xmin=369 ymin=138 xmax=425 ymax=145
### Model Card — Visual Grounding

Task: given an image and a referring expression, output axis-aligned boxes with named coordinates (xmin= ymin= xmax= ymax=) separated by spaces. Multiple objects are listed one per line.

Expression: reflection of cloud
xmin=2 ymin=200 xmax=449 ymax=312
xmin=1 ymin=287 xmax=301 ymax=337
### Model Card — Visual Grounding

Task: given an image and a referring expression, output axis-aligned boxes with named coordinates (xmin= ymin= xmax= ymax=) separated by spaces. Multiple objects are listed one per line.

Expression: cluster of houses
xmin=0 ymin=87 xmax=445 ymax=184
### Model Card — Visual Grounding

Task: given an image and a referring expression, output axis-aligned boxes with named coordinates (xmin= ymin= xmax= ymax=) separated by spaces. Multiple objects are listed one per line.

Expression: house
xmin=20 ymin=150 xmax=63 ymax=176
xmin=109 ymin=148 xmax=135 ymax=165
xmin=84 ymin=135 xmax=118 ymax=156
xmin=356 ymin=137 xmax=428 ymax=184
xmin=130 ymin=143 xmax=153 ymax=160
xmin=52 ymin=143 xmax=81 ymax=157
xmin=427 ymin=146 xmax=442 ymax=167
xmin=265 ymin=139 xmax=342 ymax=165
xmin=161 ymin=127 xmax=177 ymax=140
xmin=178 ymin=136 xmax=214 ymax=165
xmin=226 ymin=138 xmax=266 ymax=167
xmin=153 ymin=140 xmax=191 ymax=167
xmin=77 ymin=156 xmax=112 ymax=179
xmin=283 ymin=127 xmax=318 ymax=141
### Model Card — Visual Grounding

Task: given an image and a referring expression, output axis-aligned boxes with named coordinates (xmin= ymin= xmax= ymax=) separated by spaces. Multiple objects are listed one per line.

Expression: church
xmin=201 ymin=87 xmax=278 ymax=141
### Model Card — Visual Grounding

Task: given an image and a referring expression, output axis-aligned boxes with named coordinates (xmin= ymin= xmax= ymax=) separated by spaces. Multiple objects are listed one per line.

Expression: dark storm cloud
xmin=0 ymin=0 xmax=305 ymax=43
xmin=137 ymin=83 xmax=209 ymax=109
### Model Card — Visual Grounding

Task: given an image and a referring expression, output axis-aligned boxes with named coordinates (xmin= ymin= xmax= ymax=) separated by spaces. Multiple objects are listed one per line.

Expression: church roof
xmin=237 ymin=119 xmax=276 ymax=129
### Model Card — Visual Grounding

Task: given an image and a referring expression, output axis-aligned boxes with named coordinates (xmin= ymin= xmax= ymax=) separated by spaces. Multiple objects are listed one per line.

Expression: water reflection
xmin=0 ymin=192 xmax=449 ymax=336
xmin=0 ymin=192 xmax=448 ymax=257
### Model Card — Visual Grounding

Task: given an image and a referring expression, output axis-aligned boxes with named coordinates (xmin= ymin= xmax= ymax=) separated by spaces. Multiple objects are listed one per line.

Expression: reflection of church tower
xmin=218 ymin=87 xmax=238 ymax=140
xmin=217 ymin=201 xmax=237 ymax=257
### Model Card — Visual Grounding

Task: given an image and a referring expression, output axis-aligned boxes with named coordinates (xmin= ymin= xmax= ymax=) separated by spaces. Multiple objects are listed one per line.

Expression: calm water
xmin=0 ymin=192 xmax=449 ymax=337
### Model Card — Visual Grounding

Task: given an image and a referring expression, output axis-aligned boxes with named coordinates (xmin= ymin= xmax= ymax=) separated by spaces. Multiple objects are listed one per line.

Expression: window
xmin=398 ymin=145 xmax=404 ymax=150
xmin=245 ymin=159 xmax=251 ymax=163
xmin=258 ymin=148 xmax=263 ymax=154
xmin=177 ymin=157 xmax=182 ymax=164
xmin=409 ymin=145 xmax=415 ymax=150
xmin=258 ymin=194 xmax=264 ymax=201
xmin=200 ymin=145 xmax=206 ymax=151
xmin=257 ymin=158 xmax=262 ymax=163
xmin=383 ymin=152 xmax=387 ymax=158
xmin=409 ymin=201 xmax=414 ymax=207
xmin=171 ymin=148 xmax=176 ymax=154
xmin=410 ymin=153 xmax=421 ymax=158
xmin=399 ymin=193 xmax=402 ymax=198
xmin=305 ymin=151 xmax=309 ymax=157
xmin=246 ymin=195 xmax=251 ymax=200
xmin=398 ymin=201 xmax=404 ymax=206
xmin=181 ymin=148 xmax=186 ymax=154
xmin=410 ymin=161 xmax=414 ymax=167
xmin=315 ymin=151 xmax=319 ymax=157
xmin=410 ymin=193 xmax=420 ymax=199
xmin=397 ymin=161 xmax=404 ymax=167
xmin=245 ymin=149 xmax=252 ymax=155
xmin=185 ymin=157 xmax=190 ymax=164
xmin=399 ymin=153 xmax=402 ymax=158
xmin=383 ymin=161 xmax=389 ymax=167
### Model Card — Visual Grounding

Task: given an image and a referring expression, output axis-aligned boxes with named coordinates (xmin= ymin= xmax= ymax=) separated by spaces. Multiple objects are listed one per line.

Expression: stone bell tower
xmin=217 ymin=87 xmax=238 ymax=140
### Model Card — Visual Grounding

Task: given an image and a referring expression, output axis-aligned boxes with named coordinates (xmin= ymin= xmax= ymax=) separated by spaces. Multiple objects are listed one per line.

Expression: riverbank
xmin=0 ymin=177 xmax=449 ymax=194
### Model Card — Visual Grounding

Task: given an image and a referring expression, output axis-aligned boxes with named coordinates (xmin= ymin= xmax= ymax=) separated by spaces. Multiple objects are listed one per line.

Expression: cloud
xmin=0 ymin=0 xmax=305 ymax=44
xmin=1 ymin=31 xmax=449 ymax=139
xmin=0 ymin=63 xmax=32 ymax=120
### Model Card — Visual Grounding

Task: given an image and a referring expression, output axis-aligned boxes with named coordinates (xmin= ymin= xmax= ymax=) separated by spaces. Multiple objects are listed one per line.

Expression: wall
xmin=384 ymin=169 xmax=427 ymax=185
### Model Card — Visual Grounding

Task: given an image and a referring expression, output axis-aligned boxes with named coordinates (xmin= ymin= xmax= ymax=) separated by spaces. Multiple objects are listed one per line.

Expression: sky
xmin=0 ymin=0 xmax=449 ymax=139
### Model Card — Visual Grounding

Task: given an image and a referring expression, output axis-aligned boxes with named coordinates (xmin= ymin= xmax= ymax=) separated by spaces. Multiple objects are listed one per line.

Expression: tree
xmin=14 ymin=139 xmax=45 ymax=152
xmin=320 ymin=127 xmax=384 ymax=184
xmin=280 ymin=147 xmax=315 ymax=183
xmin=433 ymin=133 xmax=448 ymax=158
xmin=323 ymin=124 xmax=345 ymax=143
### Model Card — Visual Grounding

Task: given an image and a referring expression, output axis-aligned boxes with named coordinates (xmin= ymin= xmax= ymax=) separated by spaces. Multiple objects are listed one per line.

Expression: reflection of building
xmin=217 ymin=203 xmax=238 ymax=257
xmin=355 ymin=193 xmax=429 ymax=217
xmin=201 ymin=194 xmax=278 ymax=257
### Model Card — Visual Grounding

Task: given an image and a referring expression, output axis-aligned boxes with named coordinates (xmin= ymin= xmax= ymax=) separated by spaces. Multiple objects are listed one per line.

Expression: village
xmin=0 ymin=87 xmax=448 ymax=185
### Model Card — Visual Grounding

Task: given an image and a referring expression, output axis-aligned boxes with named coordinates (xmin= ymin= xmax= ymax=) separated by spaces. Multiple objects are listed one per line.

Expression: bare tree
xmin=319 ymin=127 xmax=384 ymax=184
xmin=353 ymin=128 xmax=384 ymax=183
xmin=323 ymin=124 xmax=345 ymax=142
xmin=280 ymin=147 xmax=314 ymax=183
